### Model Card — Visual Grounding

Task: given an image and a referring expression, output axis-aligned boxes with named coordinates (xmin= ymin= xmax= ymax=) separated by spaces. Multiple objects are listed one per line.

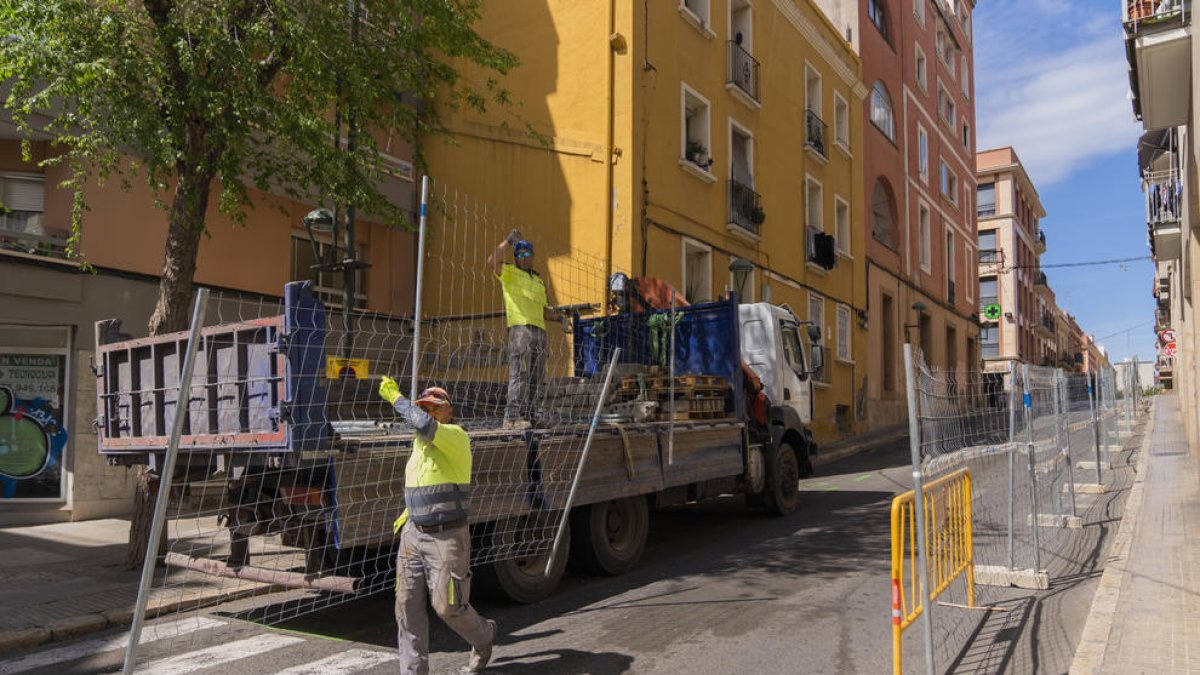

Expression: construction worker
xmin=378 ymin=377 xmax=497 ymax=675
xmin=487 ymin=229 xmax=558 ymax=429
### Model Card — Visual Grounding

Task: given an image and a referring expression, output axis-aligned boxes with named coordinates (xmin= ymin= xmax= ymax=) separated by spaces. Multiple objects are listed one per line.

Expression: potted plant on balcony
xmin=686 ymin=141 xmax=712 ymax=171
xmin=748 ymin=205 xmax=766 ymax=226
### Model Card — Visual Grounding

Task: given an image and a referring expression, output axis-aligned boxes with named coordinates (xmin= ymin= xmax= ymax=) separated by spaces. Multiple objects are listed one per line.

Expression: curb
xmin=1069 ymin=400 xmax=1154 ymax=675
xmin=0 ymin=581 xmax=280 ymax=657
xmin=813 ymin=427 xmax=909 ymax=467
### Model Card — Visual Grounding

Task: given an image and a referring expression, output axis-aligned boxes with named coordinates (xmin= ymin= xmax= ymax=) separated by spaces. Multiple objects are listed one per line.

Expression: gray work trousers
xmin=505 ymin=324 xmax=547 ymax=422
xmin=396 ymin=522 xmax=495 ymax=675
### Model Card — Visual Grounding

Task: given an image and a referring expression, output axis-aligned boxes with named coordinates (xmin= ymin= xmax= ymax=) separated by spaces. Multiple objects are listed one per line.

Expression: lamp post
xmin=303 ymin=206 xmax=371 ymax=358
xmin=904 ymin=300 xmax=927 ymax=347
xmin=729 ymin=257 xmax=754 ymax=302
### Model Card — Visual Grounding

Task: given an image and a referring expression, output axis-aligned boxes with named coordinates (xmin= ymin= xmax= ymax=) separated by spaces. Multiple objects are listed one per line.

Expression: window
xmin=918 ymin=204 xmax=931 ymax=269
xmin=960 ymin=55 xmax=970 ymax=96
xmin=915 ymin=0 xmax=926 ymax=26
xmin=806 ymin=177 xmax=823 ymax=263
xmin=946 ymin=230 xmax=956 ymax=300
xmin=918 ymin=125 xmax=929 ymax=181
xmin=937 ymin=84 xmax=955 ymax=128
xmin=868 ymin=0 xmax=889 ymax=41
xmin=291 ymin=234 xmax=368 ymax=309
xmin=881 ymin=294 xmax=896 ymax=390
xmin=872 ymin=179 xmax=897 ymax=248
xmin=730 ymin=119 xmax=754 ymax=186
xmin=962 ymin=121 xmax=970 ymax=150
xmin=681 ymin=84 xmax=713 ymax=173
xmin=808 ymin=293 xmax=826 ymax=382
xmin=940 ymin=161 xmax=958 ymax=204
xmin=980 ymin=323 xmax=1000 ymax=358
xmin=833 ymin=92 xmax=850 ymax=150
xmin=805 ymin=63 xmax=822 ymax=115
xmin=979 ymin=275 xmax=998 ymax=305
xmin=681 ymin=0 xmax=711 ymax=29
xmin=915 ymin=44 xmax=928 ymax=91
xmin=682 ymin=238 xmax=712 ymax=303
xmin=835 ymin=197 xmax=850 ymax=257
xmin=0 ymin=174 xmax=45 ymax=235
xmin=977 ymin=183 xmax=995 ymax=217
xmin=870 ymin=82 xmax=895 ymax=141
xmin=731 ymin=260 xmax=755 ymax=302
xmin=836 ymin=304 xmax=852 ymax=362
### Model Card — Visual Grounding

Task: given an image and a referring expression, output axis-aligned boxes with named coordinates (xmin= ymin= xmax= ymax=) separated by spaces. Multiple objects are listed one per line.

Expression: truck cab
xmin=738 ymin=302 xmax=823 ymax=425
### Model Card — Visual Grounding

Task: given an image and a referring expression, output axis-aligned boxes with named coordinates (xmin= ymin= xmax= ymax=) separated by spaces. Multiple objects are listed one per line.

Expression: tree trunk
xmin=125 ymin=163 xmax=213 ymax=571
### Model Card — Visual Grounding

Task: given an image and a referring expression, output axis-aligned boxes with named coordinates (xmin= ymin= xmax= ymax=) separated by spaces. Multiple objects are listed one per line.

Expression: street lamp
xmin=904 ymin=301 xmax=927 ymax=346
xmin=300 ymin=205 xmax=370 ymax=358
xmin=729 ymin=257 xmax=754 ymax=302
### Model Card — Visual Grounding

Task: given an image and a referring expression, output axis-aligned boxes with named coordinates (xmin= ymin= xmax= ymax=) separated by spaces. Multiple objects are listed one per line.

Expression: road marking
xmin=854 ymin=474 xmax=873 ymax=482
xmin=272 ymin=648 xmax=396 ymax=674
xmin=0 ymin=617 xmax=224 ymax=675
xmin=140 ymin=633 xmax=303 ymax=674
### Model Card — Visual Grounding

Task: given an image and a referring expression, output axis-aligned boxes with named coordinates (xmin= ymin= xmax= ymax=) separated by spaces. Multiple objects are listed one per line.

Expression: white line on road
xmin=138 ymin=633 xmax=304 ymax=675
xmin=0 ymin=617 xmax=225 ymax=675
xmin=272 ymin=648 xmax=397 ymax=674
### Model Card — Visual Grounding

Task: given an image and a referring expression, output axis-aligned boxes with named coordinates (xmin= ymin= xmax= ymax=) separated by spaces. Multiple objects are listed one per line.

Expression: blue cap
xmin=514 ymin=240 xmax=534 ymax=255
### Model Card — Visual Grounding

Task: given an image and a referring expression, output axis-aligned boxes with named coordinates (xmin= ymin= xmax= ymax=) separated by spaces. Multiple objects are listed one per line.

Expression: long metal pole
xmin=544 ymin=347 xmax=622 ymax=577
xmin=123 ymin=288 xmax=210 ymax=675
xmin=902 ymin=344 xmax=936 ymax=675
xmin=1060 ymin=371 xmax=1077 ymax=518
xmin=1088 ymin=371 xmax=1102 ymax=485
xmin=668 ymin=291 xmax=677 ymax=465
xmin=1022 ymin=364 xmax=1042 ymax=572
xmin=410 ymin=175 xmax=430 ymax=396
xmin=1051 ymin=371 xmax=1063 ymax=517
xmin=1007 ymin=360 xmax=1017 ymax=570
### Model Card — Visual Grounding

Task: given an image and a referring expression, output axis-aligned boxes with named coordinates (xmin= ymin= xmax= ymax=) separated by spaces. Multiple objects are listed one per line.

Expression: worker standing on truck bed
xmin=379 ymin=377 xmax=497 ymax=675
xmin=487 ymin=229 xmax=558 ymax=430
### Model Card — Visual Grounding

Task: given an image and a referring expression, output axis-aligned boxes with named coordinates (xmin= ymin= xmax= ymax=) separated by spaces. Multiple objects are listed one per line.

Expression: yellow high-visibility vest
xmin=497 ymin=263 xmax=548 ymax=330
xmin=394 ymin=423 xmax=472 ymax=533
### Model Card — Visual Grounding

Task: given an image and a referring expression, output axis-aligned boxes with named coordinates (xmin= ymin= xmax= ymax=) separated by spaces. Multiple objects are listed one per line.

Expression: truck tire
xmin=765 ymin=441 xmax=801 ymax=516
xmin=569 ymin=496 xmax=649 ymax=576
xmin=478 ymin=521 xmax=570 ymax=604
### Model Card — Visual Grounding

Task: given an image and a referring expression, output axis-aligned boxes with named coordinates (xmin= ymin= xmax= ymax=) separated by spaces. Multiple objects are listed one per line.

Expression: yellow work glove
xmin=378 ymin=376 xmax=403 ymax=405
xmin=393 ymin=508 xmax=409 ymax=535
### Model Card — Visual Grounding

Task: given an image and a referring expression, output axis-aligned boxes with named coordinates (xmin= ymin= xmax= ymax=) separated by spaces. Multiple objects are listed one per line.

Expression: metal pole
xmin=410 ymin=175 xmax=430 ymax=396
xmin=123 ymin=289 xmax=210 ymax=675
xmin=668 ymin=291 xmax=677 ymax=465
xmin=1088 ymin=371 xmax=1102 ymax=485
xmin=1060 ymin=372 xmax=1077 ymax=518
xmin=1022 ymin=364 xmax=1042 ymax=572
xmin=1051 ymin=371 xmax=1063 ymax=517
xmin=1099 ymin=370 xmax=1110 ymax=452
xmin=902 ymin=344 xmax=936 ymax=675
xmin=544 ymin=347 xmax=622 ymax=577
xmin=1007 ymin=360 xmax=1017 ymax=571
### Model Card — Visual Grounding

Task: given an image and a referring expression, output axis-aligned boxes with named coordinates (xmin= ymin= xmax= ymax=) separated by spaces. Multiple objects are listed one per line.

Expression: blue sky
xmin=974 ymin=0 xmax=1155 ymax=364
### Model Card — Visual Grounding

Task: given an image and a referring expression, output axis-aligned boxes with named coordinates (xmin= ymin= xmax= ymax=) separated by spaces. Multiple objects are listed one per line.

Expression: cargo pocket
xmin=447 ymin=571 xmax=472 ymax=615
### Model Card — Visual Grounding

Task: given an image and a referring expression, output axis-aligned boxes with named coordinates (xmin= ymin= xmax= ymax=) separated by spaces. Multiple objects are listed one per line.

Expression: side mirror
xmin=807 ymin=325 xmax=821 ymax=342
xmin=810 ymin=344 xmax=825 ymax=375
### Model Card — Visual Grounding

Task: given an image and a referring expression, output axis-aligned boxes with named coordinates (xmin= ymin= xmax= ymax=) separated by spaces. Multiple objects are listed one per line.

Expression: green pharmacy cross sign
xmin=983 ymin=303 xmax=1003 ymax=321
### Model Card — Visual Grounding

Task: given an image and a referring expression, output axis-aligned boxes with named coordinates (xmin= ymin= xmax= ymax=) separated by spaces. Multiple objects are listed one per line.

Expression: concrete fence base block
xmin=1027 ymin=513 xmax=1083 ymax=529
xmin=1074 ymin=483 xmax=1107 ymax=494
xmin=974 ymin=565 xmax=1050 ymax=590
xmin=1077 ymin=461 xmax=1112 ymax=471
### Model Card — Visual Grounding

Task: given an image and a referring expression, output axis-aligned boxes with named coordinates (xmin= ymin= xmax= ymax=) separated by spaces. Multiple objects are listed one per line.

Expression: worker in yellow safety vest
xmin=488 ymin=229 xmax=559 ymax=430
xmin=379 ymin=377 xmax=497 ymax=675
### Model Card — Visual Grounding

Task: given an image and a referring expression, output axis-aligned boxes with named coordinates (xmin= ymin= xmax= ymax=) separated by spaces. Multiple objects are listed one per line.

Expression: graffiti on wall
xmin=0 ymin=353 xmax=68 ymax=500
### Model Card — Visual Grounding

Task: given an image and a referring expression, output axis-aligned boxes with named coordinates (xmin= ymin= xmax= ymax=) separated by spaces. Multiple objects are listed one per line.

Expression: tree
xmin=0 ymin=0 xmax=516 ymax=568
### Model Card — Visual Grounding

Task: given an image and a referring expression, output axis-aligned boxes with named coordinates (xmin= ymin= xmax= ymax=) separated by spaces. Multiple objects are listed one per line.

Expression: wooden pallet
xmin=620 ymin=374 xmax=726 ymax=390
xmin=658 ymin=409 xmax=729 ymax=421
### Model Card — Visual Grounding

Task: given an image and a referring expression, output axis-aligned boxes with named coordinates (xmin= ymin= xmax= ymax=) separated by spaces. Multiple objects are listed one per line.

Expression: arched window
xmin=870 ymin=82 xmax=895 ymax=141
xmin=872 ymin=178 xmax=897 ymax=248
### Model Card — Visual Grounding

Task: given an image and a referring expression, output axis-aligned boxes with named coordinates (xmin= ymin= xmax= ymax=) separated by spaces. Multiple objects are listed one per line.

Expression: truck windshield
xmin=780 ymin=321 xmax=806 ymax=373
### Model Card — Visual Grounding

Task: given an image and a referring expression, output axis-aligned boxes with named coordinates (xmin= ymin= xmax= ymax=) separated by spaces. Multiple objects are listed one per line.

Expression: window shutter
xmin=1 ymin=176 xmax=45 ymax=212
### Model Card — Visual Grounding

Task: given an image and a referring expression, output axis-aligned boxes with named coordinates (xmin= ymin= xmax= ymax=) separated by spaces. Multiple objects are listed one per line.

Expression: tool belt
xmin=414 ymin=519 xmax=467 ymax=535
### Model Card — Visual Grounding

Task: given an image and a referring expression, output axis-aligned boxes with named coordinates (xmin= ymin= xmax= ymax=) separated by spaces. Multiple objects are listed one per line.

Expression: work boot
xmin=461 ymin=619 xmax=498 ymax=674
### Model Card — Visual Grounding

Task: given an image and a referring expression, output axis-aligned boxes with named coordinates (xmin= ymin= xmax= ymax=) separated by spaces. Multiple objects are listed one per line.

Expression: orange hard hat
xmin=415 ymin=386 xmax=452 ymax=409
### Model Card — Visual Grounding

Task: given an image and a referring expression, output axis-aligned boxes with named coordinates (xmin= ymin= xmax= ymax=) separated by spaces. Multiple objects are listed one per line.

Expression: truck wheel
xmin=479 ymin=520 xmax=570 ymax=604
xmin=765 ymin=442 xmax=801 ymax=516
xmin=569 ymin=496 xmax=649 ymax=575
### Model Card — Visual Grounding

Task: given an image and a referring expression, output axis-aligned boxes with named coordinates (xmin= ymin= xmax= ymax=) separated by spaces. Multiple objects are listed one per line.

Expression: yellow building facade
xmin=424 ymin=0 xmax=868 ymax=444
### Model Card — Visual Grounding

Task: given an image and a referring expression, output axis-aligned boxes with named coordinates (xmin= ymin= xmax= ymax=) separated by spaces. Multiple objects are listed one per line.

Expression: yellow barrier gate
xmin=890 ymin=468 xmax=974 ymax=675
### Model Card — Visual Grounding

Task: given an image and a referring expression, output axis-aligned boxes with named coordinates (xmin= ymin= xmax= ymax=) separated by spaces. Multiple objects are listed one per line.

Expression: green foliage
xmin=0 ymin=0 xmax=518 ymax=257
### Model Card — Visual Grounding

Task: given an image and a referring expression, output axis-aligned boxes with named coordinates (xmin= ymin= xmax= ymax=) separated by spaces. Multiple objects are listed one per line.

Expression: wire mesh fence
xmin=898 ymin=347 xmax=1141 ymax=674
xmin=93 ymin=177 xmax=767 ymax=669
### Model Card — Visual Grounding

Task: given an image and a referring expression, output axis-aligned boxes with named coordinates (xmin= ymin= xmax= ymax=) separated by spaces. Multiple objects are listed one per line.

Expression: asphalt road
xmin=1 ymin=406 xmax=1139 ymax=675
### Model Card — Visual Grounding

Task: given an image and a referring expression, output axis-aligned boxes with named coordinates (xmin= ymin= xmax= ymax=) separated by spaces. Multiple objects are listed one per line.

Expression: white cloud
xmin=975 ymin=4 xmax=1141 ymax=186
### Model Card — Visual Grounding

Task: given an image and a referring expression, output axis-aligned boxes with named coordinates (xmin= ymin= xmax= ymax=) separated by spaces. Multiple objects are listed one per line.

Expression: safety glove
xmin=505 ymin=228 xmax=524 ymax=245
xmin=378 ymin=376 xmax=403 ymax=405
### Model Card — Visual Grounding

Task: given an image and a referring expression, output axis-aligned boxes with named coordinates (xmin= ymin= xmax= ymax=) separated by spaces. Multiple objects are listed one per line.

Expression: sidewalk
xmin=1073 ymin=395 xmax=1200 ymax=674
xmin=0 ymin=518 xmax=275 ymax=656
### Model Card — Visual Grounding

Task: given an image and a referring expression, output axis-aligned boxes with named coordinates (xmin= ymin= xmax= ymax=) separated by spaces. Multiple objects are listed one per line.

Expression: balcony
xmin=726 ymin=41 xmax=760 ymax=107
xmin=727 ymin=179 xmax=764 ymax=239
xmin=1033 ymin=229 xmax=1046 ymax=254
xmin=0 ymin=228 xmax=72 ymax=262
xmin=1036 ymin=312 xmax=1055 ymax=338
xmin=1145 ymin=169 xmax=1183 ymax=258
xmin=805 ymin=109 xmax=828 ymax=160
xmin=1124 ymin=0 xmax=1192 ymax=130
xmin=1035 ymin=271 xmax=1053 ymax=297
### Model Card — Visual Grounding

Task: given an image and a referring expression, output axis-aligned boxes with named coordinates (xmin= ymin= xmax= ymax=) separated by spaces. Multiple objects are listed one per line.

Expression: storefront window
xmin=0 ymin=326 xmax=70 ymax=501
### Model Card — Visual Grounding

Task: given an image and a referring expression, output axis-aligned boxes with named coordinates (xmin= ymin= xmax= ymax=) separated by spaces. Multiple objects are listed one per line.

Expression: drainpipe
xmin=603 ymin=0 xmax=617 ymax=313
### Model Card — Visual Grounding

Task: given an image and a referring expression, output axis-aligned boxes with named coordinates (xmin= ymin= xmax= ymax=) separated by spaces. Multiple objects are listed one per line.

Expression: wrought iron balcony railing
xmin=728 ymin=179 xmax=764 ymax=235
xmin=805 ymin=109 xmax=828 ymax=159
xmin=727 ymin=41 xmax=760 ymax=102
xmin=1145 ymin=169 xmax=1183 ymax=224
